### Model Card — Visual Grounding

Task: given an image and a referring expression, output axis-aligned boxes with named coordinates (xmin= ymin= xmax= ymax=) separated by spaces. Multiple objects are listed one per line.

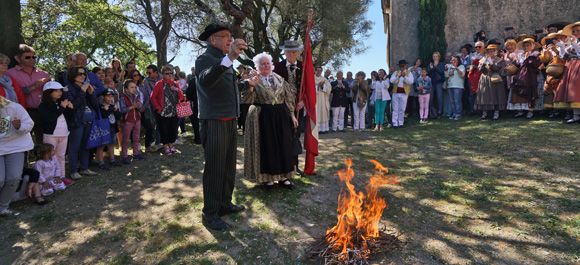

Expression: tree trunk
xmin=0 ymin=0 xmax=24 ymax=67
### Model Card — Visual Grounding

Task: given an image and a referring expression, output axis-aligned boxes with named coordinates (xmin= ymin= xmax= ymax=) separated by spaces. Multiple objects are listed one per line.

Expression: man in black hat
xmin=195 ymin=23 xmax=255 ymax=231
xmin=274 ymin=40 xmax=306 ymax=177
xmin=389 ymin=59 xmax=414 ymax=128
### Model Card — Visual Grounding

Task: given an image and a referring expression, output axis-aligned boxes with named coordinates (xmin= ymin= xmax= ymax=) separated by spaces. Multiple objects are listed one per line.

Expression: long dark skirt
xmin=244 ymin=104 xmax=295 ymax=183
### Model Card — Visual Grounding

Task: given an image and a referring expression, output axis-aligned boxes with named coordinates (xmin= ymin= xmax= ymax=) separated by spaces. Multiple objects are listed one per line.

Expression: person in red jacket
xmin=0 ymin=54 xmax=26 ymax=108
xmin=150 ymin=65 xmax=184 ymax=155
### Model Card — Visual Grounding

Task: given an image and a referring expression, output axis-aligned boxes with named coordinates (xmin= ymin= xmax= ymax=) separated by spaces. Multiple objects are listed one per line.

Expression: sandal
xmin=278 ymin=179 xmax=295 ymax=190
xmin=33 ymin=196 xmax=49 ymax=206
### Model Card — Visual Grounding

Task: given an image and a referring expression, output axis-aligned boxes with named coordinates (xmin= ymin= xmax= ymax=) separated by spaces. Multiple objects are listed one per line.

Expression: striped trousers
xmin=200 ymin=119 xmax=238 ymax=220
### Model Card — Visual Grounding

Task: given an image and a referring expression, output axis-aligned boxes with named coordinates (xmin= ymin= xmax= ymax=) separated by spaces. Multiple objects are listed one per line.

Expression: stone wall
xmin=385 ymin=0 xmax=580 ymax=66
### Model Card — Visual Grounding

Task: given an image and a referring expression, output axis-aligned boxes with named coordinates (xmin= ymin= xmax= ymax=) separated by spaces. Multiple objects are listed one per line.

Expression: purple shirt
xmin=6 ymin=65 xmax=51 ymax=109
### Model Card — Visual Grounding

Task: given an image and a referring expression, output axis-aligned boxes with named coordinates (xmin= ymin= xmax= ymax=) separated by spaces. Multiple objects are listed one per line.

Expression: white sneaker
xmin=182 ymin=132 xmax=187 ymax=138
xmin=71 ymin=172 xmax=83 ymax=180
xmin=0 ymin=209 xmax=15 ymax=217
xmin=386 ymin=124 xmax=393 ymax=128
xmin=174 ymin=139 xmax=184 ymax=145
xmin=526 ymin=112 xmax=534 ymax=119
xmin=79 ymin=169 xmax=98 ymax=176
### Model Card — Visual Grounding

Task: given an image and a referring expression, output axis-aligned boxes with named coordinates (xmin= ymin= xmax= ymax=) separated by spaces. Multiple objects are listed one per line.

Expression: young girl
xmin=33 ymin=143 xmax=66 ymax=196
xmin=39 ymin=81 xmax=74 ymax=185
xmin=415 ymin=68 xmax=432 ymax=123
xmin=96 ymin=89 xmax=122 ymax=170
xmin=119 ymin=79 xmax=146 ymax=164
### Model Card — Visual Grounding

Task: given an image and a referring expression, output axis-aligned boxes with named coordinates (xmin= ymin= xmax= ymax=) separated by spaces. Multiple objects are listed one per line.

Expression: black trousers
xmin=157 ymin=114 xmax=178 ymax=145
xmin=189 ymin=102 xmax=200 ymax=141
xmin=142 ymin=113 xmax=155 ymax=147
xmin=200 ymin=119 xmax=237 ymax=220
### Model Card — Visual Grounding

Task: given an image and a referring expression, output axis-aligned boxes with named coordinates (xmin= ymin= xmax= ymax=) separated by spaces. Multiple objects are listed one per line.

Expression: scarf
xmin=0 ymin=75 xmax=17 ymax=103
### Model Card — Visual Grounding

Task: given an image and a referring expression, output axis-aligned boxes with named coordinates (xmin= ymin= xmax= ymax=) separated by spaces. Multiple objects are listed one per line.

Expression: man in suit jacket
xmin=273 ymin=40 xmax=305 ymax=177
xmin=195 ymin=24 xmax=255 ymax=231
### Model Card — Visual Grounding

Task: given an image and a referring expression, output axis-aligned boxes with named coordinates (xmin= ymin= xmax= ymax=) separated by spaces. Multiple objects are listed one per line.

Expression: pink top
xmin=6 ymin=65 xmax=51 ymax=109
xmin=34 ymin=157 xmax=62 ymax=183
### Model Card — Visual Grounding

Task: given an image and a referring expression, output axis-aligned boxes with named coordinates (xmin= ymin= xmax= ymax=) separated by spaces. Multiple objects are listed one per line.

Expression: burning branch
xmin=308 ymin=159 xmax=403 ymax=264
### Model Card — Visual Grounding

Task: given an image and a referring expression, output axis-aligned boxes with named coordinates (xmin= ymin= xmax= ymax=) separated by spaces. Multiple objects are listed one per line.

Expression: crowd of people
xmin=1 ymin=20 xmax=579 ymax=233
xmin=0 ymin=44 xmax=201 ymax=216
xmin=288 ymin=22 xmax=580 ymax=133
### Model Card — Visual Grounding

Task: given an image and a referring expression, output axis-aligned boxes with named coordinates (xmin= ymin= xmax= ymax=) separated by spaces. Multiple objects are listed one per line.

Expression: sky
xmin=168 ymin=0 xmax=388 ymax=76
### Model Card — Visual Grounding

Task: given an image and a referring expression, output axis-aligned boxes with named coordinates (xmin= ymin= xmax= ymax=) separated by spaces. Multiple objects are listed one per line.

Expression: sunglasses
xmin=164 ymin=72 xmax=174 ymax=75
xmin=78 ymin=72 xmax=87 ymax=76
xmin=133 ymin=74 xmax=140 ymax=77
xmin=24 ymin=56 xmax=38 ymax=60
xmin=146 ymin=72 xmax=153 ymax=75
xmin=475 ymin=46 xmax=483 ymax=48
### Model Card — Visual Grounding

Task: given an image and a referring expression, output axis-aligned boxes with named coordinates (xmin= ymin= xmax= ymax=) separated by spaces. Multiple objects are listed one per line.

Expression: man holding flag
xmin=274 ymin=25 xmax=318 ymax=176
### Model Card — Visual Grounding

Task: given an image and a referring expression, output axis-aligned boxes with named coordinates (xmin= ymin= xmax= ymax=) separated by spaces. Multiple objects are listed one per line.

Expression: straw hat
xmin=516 ymin=38 xmax=542 ymax=51
xmin=562 ymin=21 xmax=580 ymax=37
xmin=516 ymin=34 xmax=533 ymax=42
xmin=541 ymin=31 xmax=567 ymax=46
xmin=485 ymin=44 xmax=499 ymax=50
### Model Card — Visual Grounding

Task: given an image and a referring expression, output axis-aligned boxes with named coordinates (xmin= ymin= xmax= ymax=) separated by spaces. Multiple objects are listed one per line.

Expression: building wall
xmin=385 ymin=0 xmax=580 ymax=66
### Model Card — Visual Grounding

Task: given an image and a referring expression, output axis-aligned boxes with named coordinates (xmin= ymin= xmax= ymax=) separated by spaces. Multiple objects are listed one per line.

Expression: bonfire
xmin=309 ymin=159 xmax=404 ymax=264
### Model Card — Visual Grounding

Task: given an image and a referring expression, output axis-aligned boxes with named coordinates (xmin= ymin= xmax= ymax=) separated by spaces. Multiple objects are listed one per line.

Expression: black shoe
xmin=202 ymin=214 xmax=230 ymax=231
xmin=110 ymin=161 xmax=123 ymax=167
xmin=263 ymin=183 xmax=275 ymax=191
xmin=295 ymin=167 xmax=303 ymax=176
xmin=98 ymin=164 xmax=110 ymax=171
xmin=194 ymin=139 xmax=201 ymax=145
xmin=218 ymin=204 xmax=246 ymax=217
xmin=33 ymin=196 xmax=49 ymax=205
xmin=278 ymin=180 xmax=295 ymax=190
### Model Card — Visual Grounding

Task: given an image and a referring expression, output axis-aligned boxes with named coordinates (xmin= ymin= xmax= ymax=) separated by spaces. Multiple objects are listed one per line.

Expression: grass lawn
xmin=1 ymin=115 xmax=579 ymax=264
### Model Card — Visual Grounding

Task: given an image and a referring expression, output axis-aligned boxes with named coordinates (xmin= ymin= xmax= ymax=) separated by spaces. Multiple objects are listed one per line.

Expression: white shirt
xmin=46 ymin=114 xmax=69 ymax=137
xmin=0 ymin=102 xmax=34 ymax=155
xmin=390 ymin=70 xmax=414 ymax=90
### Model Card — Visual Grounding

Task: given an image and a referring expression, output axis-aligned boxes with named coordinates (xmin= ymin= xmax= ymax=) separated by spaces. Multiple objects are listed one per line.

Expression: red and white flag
xmin=301 ymin=19 xmax=318 ymax=175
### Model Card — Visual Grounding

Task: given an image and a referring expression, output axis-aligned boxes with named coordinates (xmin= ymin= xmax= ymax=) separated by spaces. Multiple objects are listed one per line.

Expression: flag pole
xmin=297 ymin=9 xmax=314 ymax=117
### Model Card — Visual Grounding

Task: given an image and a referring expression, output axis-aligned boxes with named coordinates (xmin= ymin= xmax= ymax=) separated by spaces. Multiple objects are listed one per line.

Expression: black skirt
xmin=257 ymin=104 xmax=295 ymax=175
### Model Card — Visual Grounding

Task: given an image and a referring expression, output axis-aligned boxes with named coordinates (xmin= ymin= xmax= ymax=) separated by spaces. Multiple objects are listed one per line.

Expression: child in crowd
xmin=96 ymin=89 xmax=123 ymax=170
xmin=416 ymin=68 xmax=432 ymax=123
xmin=33 ymin=143 xmax=66 ymax=196
xmin=38 ymin=81 xmax=75 ymax=185
xmin=119 ymin=79 xmax=146 ymax=164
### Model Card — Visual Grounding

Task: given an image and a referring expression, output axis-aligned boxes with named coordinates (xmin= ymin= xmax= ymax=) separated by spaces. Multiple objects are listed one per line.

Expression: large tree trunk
xmin=0 ymin=0 xmax=24 ymax=67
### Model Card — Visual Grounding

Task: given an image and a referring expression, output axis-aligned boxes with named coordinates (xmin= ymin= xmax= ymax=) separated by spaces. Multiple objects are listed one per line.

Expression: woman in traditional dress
xmin=475 ymin=44 xmax=507 ymax=120
xmin=553 ymin=21 xmax=580 ymax=123
xmin=242 ymin=52 xmax=299 ymax=191
xmin=540 ymin=31 xmax=568 ymax=117
xmin=504 ymin=39 xmax=525 ymax=115
xmin=508 ymin=38 xmax=542 ymax=119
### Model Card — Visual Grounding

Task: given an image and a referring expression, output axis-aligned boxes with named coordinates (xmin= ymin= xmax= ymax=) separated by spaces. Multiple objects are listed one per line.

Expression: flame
xmin=325 ymin=159 xmax=398 ymax=260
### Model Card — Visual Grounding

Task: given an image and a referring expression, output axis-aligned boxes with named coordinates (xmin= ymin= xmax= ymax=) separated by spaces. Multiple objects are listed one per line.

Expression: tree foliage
xmin=21 ymin=0 xmax=155 ymax=76
xmin=417 ymin=0 xmax=447 ymax=65
xmin=192 ymin=0 xmax=373 ymax=69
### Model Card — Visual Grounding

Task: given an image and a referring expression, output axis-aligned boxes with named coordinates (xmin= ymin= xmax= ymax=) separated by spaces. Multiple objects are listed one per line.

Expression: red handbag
xmin=176 ymin=100 xmax=193 ymax=118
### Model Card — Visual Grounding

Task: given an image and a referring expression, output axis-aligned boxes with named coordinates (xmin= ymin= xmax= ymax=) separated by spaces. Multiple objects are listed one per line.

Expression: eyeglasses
xmin=78 ymin=72 xmax=87 ymax=76
xmin=164 ymin=72 xmax=174 ymax=75
xmin=213 ymin=35 xmax=233 ymax=40
xmin=24 ymin=56 xmax=38 ymax=60
xmin=475 ymin=46 xmax=483 ymax=49
xmin=146 ymin=72 xmax=153 ymax=75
